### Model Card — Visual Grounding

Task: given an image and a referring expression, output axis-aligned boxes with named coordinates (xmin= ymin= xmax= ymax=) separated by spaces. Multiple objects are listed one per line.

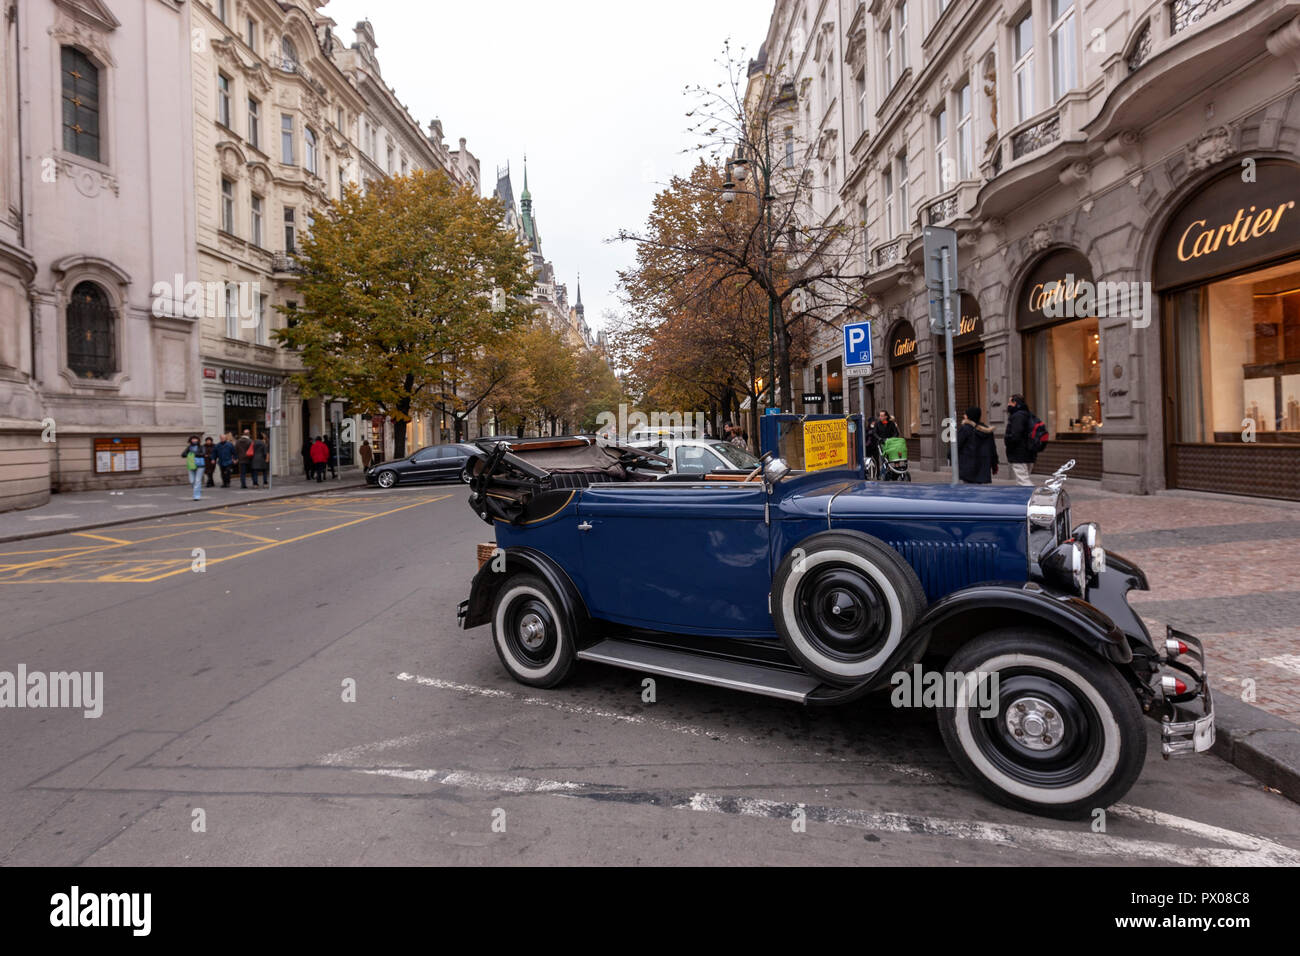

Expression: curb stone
xmin=1210 ymin=693 xmax=1300 ymax=805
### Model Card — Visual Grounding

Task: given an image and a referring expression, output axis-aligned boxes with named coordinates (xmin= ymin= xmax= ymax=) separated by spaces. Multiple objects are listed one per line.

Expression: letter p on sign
xmin=844 ymin=320 xmax=873 ymax=368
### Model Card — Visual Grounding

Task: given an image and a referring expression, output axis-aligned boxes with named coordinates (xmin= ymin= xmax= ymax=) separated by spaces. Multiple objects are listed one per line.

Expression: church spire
xmin=575 ymin=272 xmax=584 ymax=319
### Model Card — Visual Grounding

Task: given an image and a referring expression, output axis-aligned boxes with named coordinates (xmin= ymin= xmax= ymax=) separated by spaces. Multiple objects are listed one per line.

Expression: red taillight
xmin=1165 ymin=639 xmax=1189 ymax=657
xmin=1161 ymin=675 xmax=1187 ymax=695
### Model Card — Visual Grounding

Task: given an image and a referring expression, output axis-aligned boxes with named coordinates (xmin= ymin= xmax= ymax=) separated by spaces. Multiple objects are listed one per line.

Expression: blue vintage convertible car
xmin=457 ymin=415 xmax=1214 ymax=818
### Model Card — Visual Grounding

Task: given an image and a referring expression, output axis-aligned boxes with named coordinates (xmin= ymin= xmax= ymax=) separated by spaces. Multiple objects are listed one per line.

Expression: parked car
xmin=457 ymin=419 xmax=1214 ymax=818
xmin=628 ymin=436 xmax=760 ymax=475
xmin=366 ymin=443 xmax=478 ymax=488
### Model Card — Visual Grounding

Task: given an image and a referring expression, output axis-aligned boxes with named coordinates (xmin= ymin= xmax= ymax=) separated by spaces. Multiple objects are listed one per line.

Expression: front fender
xmin=458 ymin=546 xmax=590 ymax=642
xmin=805 ymin=582 xmax=1131 ymax=706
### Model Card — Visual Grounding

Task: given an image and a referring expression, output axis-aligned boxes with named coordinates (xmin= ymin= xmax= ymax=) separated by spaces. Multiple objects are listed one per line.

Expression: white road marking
xmin=677 ymin=792 xmax=1300 ymax=866
xmin=359 ymin=767 xmax=583 ymax=793
xmin=24 ymin=514 xmax=79 ymax=520
xmin=343 ymin=762 xmax=1300 ymax=865
xmin=1262 ymin=654 xmax=1300 ymax=676
xmin=394 ymin=671 xmax=937 ymax=779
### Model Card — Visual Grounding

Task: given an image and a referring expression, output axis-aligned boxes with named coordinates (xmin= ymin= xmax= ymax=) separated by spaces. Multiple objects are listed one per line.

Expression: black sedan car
xmin=365 ymin=443 xmax=478 ymax=488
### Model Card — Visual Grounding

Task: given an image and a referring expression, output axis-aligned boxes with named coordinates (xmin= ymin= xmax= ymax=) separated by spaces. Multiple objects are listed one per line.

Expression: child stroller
xmin=880 ymin=435 xmax=911 ymax=481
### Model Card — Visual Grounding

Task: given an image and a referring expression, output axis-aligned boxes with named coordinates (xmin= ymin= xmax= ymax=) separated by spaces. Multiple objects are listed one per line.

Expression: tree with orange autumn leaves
xmin=612 ymin=161 xmax=809 ymax=439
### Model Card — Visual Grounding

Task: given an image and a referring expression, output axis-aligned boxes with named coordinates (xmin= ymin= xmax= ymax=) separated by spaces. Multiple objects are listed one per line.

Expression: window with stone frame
xmin=66 ymin=281 xmax=117 ymax=378
xmin=61 ymin=47 xmax=101 ymax=162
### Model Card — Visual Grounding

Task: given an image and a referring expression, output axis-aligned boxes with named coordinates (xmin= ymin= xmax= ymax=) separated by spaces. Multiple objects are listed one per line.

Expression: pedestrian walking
xmin=359 ymin=440 xmax=374 ymax=472
xmin=235 ymin=429 xmax=253 ymax=488
xmin=957 ymin=407 xmax=998 ymax=484
xmin=215 ymin=433 xmax=235 ymax=487
xmin=310 ymin=436 xmax=329 ymax=482
xmin=1004 ymin=394 xmax=1041 ymax=486
xmin=251 ymin=434 xmax=269 ymax=487
xmin=181 ymin=434 xmax=204 ymax=500
xmin=301 ymin=436 xmax=314 ymax=481
xmin=325 ymin=434 xmax=338 ymax=479
xmin=202 ymin=437 xmax=218 ymax=487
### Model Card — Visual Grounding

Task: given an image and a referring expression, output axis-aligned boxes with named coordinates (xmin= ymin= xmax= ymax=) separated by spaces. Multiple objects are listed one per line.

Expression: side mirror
xmin=764 ymin=458 xmax=790 ymax=484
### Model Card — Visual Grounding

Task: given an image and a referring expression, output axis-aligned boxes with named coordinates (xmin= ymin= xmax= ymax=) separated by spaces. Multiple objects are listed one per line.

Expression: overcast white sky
xmin=321 ymin=0 xmax=774 ymax=334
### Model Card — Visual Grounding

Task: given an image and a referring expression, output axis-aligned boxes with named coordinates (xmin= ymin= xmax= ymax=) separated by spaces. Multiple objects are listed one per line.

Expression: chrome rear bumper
xmin=1158 ymin=627 xmax=1215 ymax=757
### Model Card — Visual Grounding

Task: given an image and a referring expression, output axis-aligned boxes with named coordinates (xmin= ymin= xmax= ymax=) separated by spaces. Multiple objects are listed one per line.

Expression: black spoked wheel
xmin=792 ymin=565 xmax=892 ymax=667
xmin=773 ymin=532 xmax=925 ymax=686
xmin=490 ymin=573 xmax=575 ymax=688
xmin=937 ymin=629 xmax=1145 ymax=819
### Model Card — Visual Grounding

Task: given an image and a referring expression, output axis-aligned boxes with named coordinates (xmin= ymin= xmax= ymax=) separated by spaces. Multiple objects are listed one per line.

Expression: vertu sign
xmin=1156 ymin=160 xmax=1300 ymax=290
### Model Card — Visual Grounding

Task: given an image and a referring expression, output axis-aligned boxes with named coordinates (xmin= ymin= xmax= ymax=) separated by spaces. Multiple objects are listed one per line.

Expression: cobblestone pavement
xmin=914 ymin=467 xmax=1300 ymax=725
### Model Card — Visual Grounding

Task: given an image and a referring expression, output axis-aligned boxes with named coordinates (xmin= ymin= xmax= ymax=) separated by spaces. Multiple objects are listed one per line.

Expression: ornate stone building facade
xmin=1 ymin=0 xmax=199 ymax=511
xmin=751 ymin=0 xmax=1300 ymax=498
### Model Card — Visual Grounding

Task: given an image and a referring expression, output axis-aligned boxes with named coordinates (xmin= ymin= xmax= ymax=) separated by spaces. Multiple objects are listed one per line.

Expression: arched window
xmin=66 ymin=281 xmax=117 ymax=378
xmin=280 ymin=36 xmax=298 ymax=71
xmin=61 ymin=47 xmax=100 ymax=161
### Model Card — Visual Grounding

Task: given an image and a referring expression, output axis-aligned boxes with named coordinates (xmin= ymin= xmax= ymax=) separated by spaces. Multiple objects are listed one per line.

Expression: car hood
xmin=821 ymin=480 xmax=1034 ymax=521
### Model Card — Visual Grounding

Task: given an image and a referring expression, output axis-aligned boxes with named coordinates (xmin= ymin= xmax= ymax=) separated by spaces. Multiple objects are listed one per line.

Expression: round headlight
xmin=1071 ymin=522 xmax=1105 ymax=578
xmin=1041 ymin=539 xmax=1087 ymax=596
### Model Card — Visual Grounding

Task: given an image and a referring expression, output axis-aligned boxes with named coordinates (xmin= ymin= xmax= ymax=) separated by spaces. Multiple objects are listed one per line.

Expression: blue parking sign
xmin=844 ymin=321 xmax=872 ymax=367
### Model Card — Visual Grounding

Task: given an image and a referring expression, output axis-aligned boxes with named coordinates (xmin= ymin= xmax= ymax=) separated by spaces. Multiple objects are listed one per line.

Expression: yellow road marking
xmin=205 ymin=526 xmax=280 ymax=544
xmin=126 ymin=494 xmax=450 ymax=583
xmin=71 ymin=532 xmax=133 ymax=544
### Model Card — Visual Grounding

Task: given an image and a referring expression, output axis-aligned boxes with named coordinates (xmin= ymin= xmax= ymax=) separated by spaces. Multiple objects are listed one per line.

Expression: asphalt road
xmin=1 ymin=486 xmax=1298 ymax=866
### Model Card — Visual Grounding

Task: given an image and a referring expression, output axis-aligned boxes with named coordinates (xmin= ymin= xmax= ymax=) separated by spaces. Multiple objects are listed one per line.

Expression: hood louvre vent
xmin=889 ymin=540 xmax=1000 ymax=602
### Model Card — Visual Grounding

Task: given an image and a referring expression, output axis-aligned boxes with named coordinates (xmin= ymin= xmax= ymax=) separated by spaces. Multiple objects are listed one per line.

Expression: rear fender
xmin=459 ymin=546 xmax=590 ymax=643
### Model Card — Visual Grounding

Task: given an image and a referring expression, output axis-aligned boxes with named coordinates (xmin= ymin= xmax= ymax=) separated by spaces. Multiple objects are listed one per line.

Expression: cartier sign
xmin=888 ymin=321 xmax=918 ymax=368
xmin=1156 ymin=160 xmax=1300 ymax=290
xmin=938 ymin=293 xmax=983 ymax=351
xmin=1017 ymin=249 xmax=1094 ymax=332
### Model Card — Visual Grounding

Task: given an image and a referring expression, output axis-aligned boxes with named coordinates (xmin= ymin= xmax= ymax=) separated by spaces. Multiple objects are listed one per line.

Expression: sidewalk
xmin=0 ymin=474 xmax=367 ymax=544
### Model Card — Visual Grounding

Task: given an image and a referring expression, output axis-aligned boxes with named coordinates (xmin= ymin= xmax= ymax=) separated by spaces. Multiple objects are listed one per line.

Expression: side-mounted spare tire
xmin=772 ymin=531 xmax=926 ymax=686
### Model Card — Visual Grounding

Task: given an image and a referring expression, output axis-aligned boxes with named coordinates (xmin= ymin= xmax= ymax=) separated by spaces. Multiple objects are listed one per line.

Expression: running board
xmin=576 ymin=639 xmax=823 ymax=703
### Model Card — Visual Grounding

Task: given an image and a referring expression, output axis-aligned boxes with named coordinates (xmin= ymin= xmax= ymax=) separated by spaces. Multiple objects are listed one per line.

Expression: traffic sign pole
xmin=940 ymin=248 xmax=958 ymax=485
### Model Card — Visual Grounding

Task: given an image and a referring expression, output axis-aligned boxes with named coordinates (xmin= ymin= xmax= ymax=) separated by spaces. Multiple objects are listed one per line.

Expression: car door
xmin=406 ymin=447 xmax=441 ymax=482
xmin=575 ymin=482 xmax=774 ymax=638
xmin=436 ymin=445 xmax=471 ymax=482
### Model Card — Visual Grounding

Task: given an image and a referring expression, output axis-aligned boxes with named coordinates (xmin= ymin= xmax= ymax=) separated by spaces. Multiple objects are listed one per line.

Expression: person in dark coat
xmin=324 ymin=434 xmax=338 ymax=478
xmin=957 ymin=406 xmax=998 ymax=484
xmin=214 ymin=434 xmax=235 ymax=487
xmin=1003 ymin=394 xmax=1037 ymax=486
xmin=202 ymin=437 xmax=218 ymax=487
xmin=234 ymin=429 xmax=253 ymax=488
xmin=251 ymin=434 xmax=269 ymax=486
xmin=872 ymin=410 xmax=900 ymax=444
xmin=301 ymin=436 xmax=314 ymax=481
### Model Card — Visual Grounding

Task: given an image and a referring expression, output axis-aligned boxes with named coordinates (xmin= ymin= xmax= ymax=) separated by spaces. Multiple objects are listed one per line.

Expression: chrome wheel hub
xmin=518 ymin=612 xmax=546 ymax=651
xmin=1004 ymin=696 xmax=1064 ymax=751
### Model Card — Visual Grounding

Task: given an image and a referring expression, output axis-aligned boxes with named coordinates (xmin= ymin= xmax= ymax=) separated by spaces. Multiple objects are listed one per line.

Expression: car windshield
xmin=710 ymin=442 xmax=759 ymax=468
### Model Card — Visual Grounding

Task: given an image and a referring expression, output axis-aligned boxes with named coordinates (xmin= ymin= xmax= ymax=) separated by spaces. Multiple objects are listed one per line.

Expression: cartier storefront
xmin=1157 ymin=159 xmax=1300 ymax=500
xmin=1016 ymin=248 xmax=1104 ymax=480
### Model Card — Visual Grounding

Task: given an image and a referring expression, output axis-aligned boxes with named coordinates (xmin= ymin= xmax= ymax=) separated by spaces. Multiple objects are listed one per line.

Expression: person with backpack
xmin=1004 ymin=394 xmax=1047 ymax=486
xmin=235 ymin=429 xmax=253 ymax=488
xmin=181 ymin=434 xmax=204 ymax=500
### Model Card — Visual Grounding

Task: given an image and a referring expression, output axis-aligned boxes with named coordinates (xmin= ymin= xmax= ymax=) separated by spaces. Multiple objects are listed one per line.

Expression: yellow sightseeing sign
xmin=803 ymin=418 xmax=849 ymax=472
